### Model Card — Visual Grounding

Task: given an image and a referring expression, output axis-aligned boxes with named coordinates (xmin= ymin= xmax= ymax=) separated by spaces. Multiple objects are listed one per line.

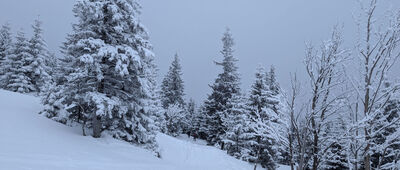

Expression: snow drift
xmin=0 ymin=90 xmax=289 ymax=170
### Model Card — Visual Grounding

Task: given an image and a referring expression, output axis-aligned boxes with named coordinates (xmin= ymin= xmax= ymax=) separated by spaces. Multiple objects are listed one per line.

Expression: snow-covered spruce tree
xmin=5 ymin=30 xmax=35 ymax=93
xmin=184 ymin=99 xmax=197 ymax=137
xmin=241 ymin=65 xmax=276 ymax=168
xmin=164 ymin=103 xmax=185 ymax=137
xmin=244 ymin=65 xmax=289 ymax=169
xmin=42 ymin=0 xmax=159 ymax=151
xmin=266 ymin=66 xmax=291 ymax=165
xmin=320 ymin=118 xmax=349 ymax=170
xmin=40 ymin=44 xmax=75 ymax=120
xmin=241 ymin=107 xmax=278 ymax=170
xmin=266 ymin=66 xmax=281 ymax=114
xmin=27 ymin=18 xmax=51 ymax=93
xmin=223 ymin=94 xmax=250 ymax=159
xmin=267 ymin=66 xmax=279 ymax=96
xmin=0 ymin=23 xmax=13 ymax=89
xmin=161 ymin=53 xmax=186 ymax=136
xmin=161 ymin=53 xmax=185 ymax=108
xmin=44 ymin=52 xmax=58 ymax=80
xmin=142 ymin=53 xmax=166 ymax=133
xmin=248 ymin=65 xmax=270 ymax=115
xmin=370 ymin=81 xmax=400 ymax=169
xmin=202 ymin=28 xmax=241 ymax=146
xmin=194 ymin=104 xmax=209 ymax=140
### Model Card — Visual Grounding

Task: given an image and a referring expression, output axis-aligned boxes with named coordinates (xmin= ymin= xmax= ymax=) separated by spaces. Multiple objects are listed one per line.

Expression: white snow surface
xmin=0 ymin=90 xmax=290 ymax=170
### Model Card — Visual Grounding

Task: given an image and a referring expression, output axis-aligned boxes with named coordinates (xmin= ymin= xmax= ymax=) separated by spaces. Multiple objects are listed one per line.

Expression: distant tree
xmin=194 ymin=104 xmax=209 ymax=140
xmin=44 ymin=52 xmax=58 ymax=80
xmin=5 ymin=30 xmax=35 ymax=93
xmin=161 ymin=53 xmax=185 ymax=108
xmin=0 ymin=23 xmax=13 ymax=89
xmin=165 ymin=103 xmax=185 ymax=137
xmin=161 ymin=53 xmax=186 ymax=136
xmin=184 ymin=99 xmax=197 ymax=137
xmin=267 ymin=66 xmax=279 ymax=96
xmin=143 ymin=54 xmax=166 ymax=133
xmin=27 ymin=18 xmax=51 ymax=92
xmin=321 ymin=119 xmax=349 ymax=170
xmin=248 ymin=65 xmax=269 ymax=115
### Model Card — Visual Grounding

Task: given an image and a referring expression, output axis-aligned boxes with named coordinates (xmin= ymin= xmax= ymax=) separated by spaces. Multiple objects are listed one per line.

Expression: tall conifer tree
xmin=202 ymin=28 xmax=241 ymax=145
xmin=41 ymin=0 xmax=159 ymax=151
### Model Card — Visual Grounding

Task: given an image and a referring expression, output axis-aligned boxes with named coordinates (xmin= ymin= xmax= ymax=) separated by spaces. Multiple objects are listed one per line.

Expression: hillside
xmin=0 ymin=90 xmax=289 ymax=170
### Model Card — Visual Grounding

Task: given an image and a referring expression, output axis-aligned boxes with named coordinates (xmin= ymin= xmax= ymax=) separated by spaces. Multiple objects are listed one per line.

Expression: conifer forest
xmin=0 ymin=0 xmax=400 ymax=170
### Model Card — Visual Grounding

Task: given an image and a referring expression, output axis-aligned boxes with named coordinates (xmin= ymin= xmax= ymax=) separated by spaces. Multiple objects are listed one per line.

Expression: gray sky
xmin=0 ymin=0 xmax=399 ymax=102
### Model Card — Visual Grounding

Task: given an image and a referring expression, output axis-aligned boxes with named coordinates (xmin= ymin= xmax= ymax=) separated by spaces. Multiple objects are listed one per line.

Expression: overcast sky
xmin=0 ymin=0 xmax=399 ymax=102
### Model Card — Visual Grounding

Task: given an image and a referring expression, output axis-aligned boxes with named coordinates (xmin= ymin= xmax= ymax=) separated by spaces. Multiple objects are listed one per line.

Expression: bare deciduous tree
xmin=348 ymin=0 xmax=400 ymax=169
xmin=304 ymin=27 xmax=349 ymax=170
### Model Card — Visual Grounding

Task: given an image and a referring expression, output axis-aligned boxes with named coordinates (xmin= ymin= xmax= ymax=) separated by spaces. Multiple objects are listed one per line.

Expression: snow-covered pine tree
xmin=244 ymin=65 xmax=289 ymax=168
xmin=0 ymin=23 xmax=13 ymax=89
xmin=44 ymin=52 xmax=58 ymax=80
xmin=222 ymin=93 xmax=249 ymax=159
xmin=265 ymin=66 xmax=292 ymax=164
xmin=194 ymin=104 xmax=209 ymax=140
xmin=266 ymin=66 xmax=281 ymax=114
xmin=42 ymin=0 xmax=159 ymax=151
xmin=241 ymin=65 xmax=276 ymax=168
xmin=161 ymin=53 xmax=185 ymax=108
xmin=248 ymin=65 xmax=269 ymax=115
xmin=202 ymin=28 xmax=241 ymax=146
xmin=27 ymin=18 xmax=51 ymax=93
xmin=241 ymin=107 xmax=277 ymax=170
xmin=184 ymin=99 xmax=197 ymax=137
xmin=142 ymin=53 xmax=166 ymax=133
xmin=5 ymin=30 xmax=35 ymax=93
xmin=40 ymin=43 xmax=74 ymax=120
xmin=320 ymin=118 xmax=349 ymax=170
xmin=160 ymin=53 xmax=186 ymax=136
xmin=370 ymin=81 xmax=400 ymax=169
xmin=165 ymin=103 xmax=185 ymax=137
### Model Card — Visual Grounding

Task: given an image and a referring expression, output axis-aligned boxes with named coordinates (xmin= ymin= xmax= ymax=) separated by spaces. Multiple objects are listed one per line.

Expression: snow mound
xmin=0 ymin=90 xmax=289 ymax=170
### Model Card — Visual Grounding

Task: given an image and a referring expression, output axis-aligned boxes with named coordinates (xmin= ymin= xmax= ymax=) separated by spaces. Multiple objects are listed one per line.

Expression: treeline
xmin=0 ymin=0 xmax=400 ymax=170
xmin=0 ymin=19 xmax=54 ymax=94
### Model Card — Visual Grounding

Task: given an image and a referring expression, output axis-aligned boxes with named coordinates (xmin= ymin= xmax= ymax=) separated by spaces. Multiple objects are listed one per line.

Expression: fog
xmin=0 ymin=0 xmax=399 ymax=102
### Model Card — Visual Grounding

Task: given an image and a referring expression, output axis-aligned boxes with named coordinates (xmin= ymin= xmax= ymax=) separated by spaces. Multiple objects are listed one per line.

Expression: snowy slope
xmin=0 ymin=90 xmax=289 ymax=170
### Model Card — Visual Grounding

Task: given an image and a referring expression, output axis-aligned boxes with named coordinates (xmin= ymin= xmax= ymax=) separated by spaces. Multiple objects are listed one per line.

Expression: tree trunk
xmin=92 ymin=115 xmax=101 ymax=138
xmin=364 ymin=155 xmax=371 ymax=170
xmin=312 ymin=127 xmax=319 ymax=170
xmin=289 ymin=134 xmax=294 ymax=170
xmin=364 ymin=147 xmax=371 ymax=170
xmin=82 ymin=119 xmax=86 ymax=136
